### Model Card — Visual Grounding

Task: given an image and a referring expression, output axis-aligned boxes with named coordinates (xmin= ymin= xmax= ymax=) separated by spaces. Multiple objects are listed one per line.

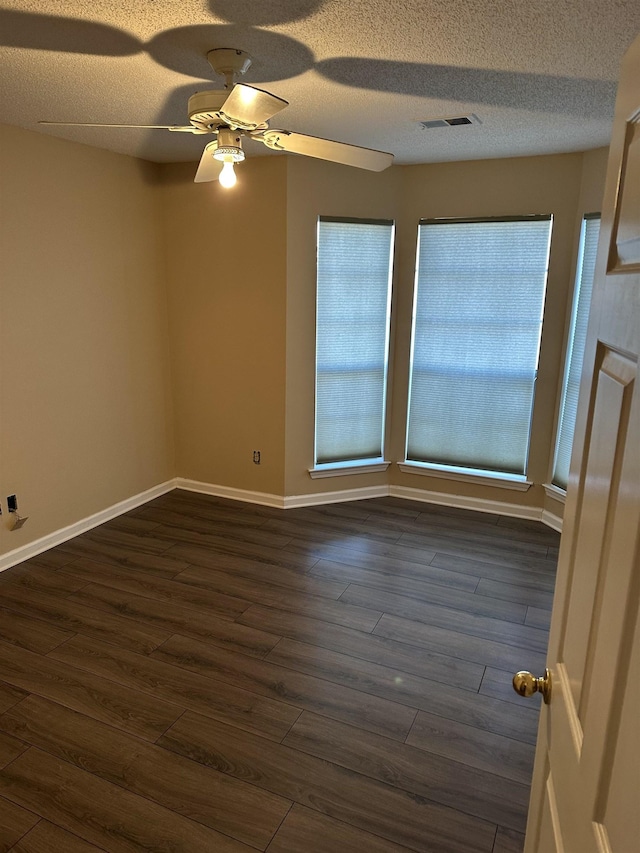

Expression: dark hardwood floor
xmin=0 ymin=490 xmax=559 ymax=853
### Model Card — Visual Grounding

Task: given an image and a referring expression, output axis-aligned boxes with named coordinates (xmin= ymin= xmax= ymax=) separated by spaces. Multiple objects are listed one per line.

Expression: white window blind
xmin=406 ymin=216 xmax=553 ymax=476
xmin=552 ymin=214 xmax=601 ymax=489
xmin=315 ymin=217 xmax=394 ymax=465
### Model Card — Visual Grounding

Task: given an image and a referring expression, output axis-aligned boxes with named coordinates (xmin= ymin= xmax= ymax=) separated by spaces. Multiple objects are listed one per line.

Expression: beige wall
xmin=283 ymin=150 xmax=609 ymax=514
xmin=0 ymin=125 xmax=610 ymax=561
xmin=160 ymin=156 xmax=288 ymax=496
xmin=284 ymin=156 xmax=400 ymax=497
xmin=0 ymin=124 xmax=174 ymax=558
xmin=391 ymin=153 xmax=584 ymax=511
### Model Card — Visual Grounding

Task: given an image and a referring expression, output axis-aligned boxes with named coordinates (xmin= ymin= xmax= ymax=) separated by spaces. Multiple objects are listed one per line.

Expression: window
xmin=314 ymin=217 xmax=394 ymax=469
xmin=551 ymin=214 xmax=601 ymax=490
xmin=406 ymin=215 xmax=553 ymax=479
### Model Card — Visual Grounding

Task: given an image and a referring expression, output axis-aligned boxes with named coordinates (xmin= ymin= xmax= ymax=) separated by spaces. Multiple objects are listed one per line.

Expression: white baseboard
xmin=176 ymin=478 xmax=389 ymax=509
xmin=176 ymin=478 xmax=287 ymax=508
xmin=179 ymin=479 xmax=561 ymax=526
xmin=282 ymin=484 xmax=389 ymax=508
xmin=389 ymin=484 xmax=544 ymax=521
xmin=0 ymin=480 xmax=177 ymax=573
xmin=541 ymin=509 xmax=563 ymax=533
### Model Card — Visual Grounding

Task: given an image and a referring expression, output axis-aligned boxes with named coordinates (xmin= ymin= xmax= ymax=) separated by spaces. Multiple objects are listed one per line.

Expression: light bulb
xmin=219 ymin=158 xmax=237 ymax=189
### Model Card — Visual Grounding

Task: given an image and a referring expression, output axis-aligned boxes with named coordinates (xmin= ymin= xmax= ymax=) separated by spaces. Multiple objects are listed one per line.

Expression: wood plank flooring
xmin=0 ymin=490 xmax=559 ymax=852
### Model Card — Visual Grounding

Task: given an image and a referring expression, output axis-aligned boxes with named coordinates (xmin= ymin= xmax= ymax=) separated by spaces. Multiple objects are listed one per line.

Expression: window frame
xmin=311 ymin=215 xmax=395 ymax=476
xmin=403 ymin=213 xmax=553 ymax=486
xmin=549 ymin=212 xmax=601 ymax=493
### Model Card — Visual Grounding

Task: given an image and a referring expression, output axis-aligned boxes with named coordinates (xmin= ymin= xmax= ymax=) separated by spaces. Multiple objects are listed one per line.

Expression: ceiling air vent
xmin=419 ymin=114 xmax=481 ymax=129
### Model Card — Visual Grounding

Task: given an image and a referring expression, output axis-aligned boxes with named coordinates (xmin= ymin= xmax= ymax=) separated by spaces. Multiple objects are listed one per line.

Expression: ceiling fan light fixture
xmin=213 ymin=145 xmax=244 ymax=188
xmin=218 ymin=159 xmax=238 ymax=188
xmin=213 ymin=127 xmax=245 ymax=163
xmin=213 ymin=145 xmax=245 ymax=163
xmin=212 ymin=127 xmax=245 ymax=188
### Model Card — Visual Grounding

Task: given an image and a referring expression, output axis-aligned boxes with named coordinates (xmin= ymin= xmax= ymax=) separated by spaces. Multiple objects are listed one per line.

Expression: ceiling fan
xmin=40 ymin=48 xmax=394 ymax=188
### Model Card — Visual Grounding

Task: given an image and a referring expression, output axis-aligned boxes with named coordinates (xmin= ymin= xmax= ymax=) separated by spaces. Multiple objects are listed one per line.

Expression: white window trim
xmin=314 ymin=217 xmax=395 ymax=468
xmin=398 ymin=461 xmax=532 ymax=491
xmin=405 ymin=215 xmax=552 ymax=479
xmin=550 ymin=213 xmax=601 ymax=491
xmin=543 ymin=482 xmax=567 ymax=503
xmin=309 ymin=460 xmax=391 ymax=479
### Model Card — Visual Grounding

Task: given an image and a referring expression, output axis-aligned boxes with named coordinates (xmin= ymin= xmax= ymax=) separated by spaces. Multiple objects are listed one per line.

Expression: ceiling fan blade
xmin=39 ymin=121 xmax=198 ymax=132
xmin=194 ymin=142 xmax=223 ymax=183
xmin=261 ymin=130 xmax=393 ymax=171
xmin=219 ymin=83 xmax=288 ymax=130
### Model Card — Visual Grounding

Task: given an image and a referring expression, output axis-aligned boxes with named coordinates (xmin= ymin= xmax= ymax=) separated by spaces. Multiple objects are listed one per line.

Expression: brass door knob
xmin=512 ymin=668 xmax=552 ymax=704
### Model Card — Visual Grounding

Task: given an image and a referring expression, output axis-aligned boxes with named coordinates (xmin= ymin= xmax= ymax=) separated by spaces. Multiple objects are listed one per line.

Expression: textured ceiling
xmin=1 ymin=0 xmax=640 ymax=168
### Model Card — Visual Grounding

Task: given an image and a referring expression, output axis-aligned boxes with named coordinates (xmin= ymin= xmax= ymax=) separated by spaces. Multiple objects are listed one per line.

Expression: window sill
xmin=398 ymin=461 xmax=532 ymax=492
xmin=543 ymin=483 xmax=566 ymax=503
xmin=309 ymin=460 xmax=391 ymax=479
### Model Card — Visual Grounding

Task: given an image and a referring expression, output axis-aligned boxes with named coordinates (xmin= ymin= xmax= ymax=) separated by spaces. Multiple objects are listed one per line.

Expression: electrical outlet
xmin=7 ymin=495 xmax=17 ymax=513
xmin=253 ymin=450 xmax=261 ymax=464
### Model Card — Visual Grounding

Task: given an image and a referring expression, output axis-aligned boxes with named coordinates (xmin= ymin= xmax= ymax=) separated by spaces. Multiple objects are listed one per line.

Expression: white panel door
xmin=524 ymin=31 xmax=640 ymax=853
